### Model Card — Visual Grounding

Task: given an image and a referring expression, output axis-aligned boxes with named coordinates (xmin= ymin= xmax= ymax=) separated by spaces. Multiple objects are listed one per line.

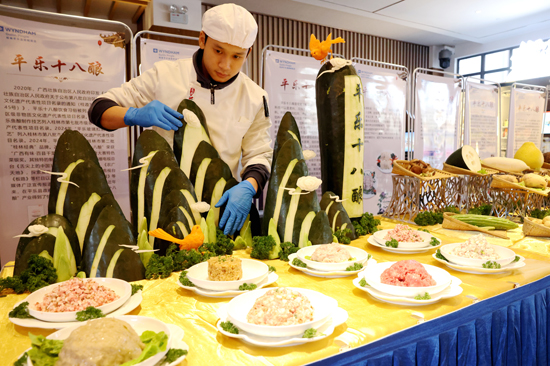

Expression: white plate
xmin=186 ymin=258 xmax=268 ymax=291
xmin=26 ymin=277 xmax=131 ymax=322
xmin=226 ymin=287 xmax=338 ymax=337
xmin=432 ymin=253 xmax=526 ymax=274
xmin=353 ymin=274 xmax=463 ymax=305
xmin=439 ymin=242 xmax=517 ymax=267
xmin=217 ymin=304 xmax=348 ymax=347
xmin=367 ymin=236 xmax=442 ymax=254
xmin=363 ymin=261 xmax=453 ymax=297
xmin=296 ymin=244 xmax=370 ymax=271
xmin=373 ymin=229 xmax=434 ymax=249
xmin=177 ymin=272 xmax=279 ymax=298
xmin=10 ymin=291 xmax=143 ymax=329
xmin=288 ymin=253 xmax=375 ymax=278
xmin=25 ymin=315 xmax=171 ymax=366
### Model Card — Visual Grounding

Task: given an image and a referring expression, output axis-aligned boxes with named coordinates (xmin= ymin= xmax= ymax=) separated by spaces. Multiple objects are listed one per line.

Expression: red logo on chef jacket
xmin=189 ymin=87 xmax=195 ymax=100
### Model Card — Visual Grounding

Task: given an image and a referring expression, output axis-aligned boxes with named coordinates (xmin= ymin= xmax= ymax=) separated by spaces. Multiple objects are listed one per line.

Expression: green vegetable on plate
xmin=435 ymin=249 xmax=448 ymax=262
xmin=76 ymin=306 xmax=105 ymax=322
xmin=303 ymin=328 xmax=323 ymax=338
xmin=164 ymin=349 xmax=188 ymax=363
xmin=414 ymin=292 xmax=431 ymax=300
xmin=346 ymin=263 xmax=363 ymax=271
xmin=430 ymin=237 xmax=440 ymax=246
xmin=238 ymin=283 xmax=257 ymax=291
xmin=220 ymin=320 xmax=239 ymax=334
xmin=359 ymin=278 xmax=368 ymax=287
xmin=131 ymin=284 xmax=143 ymax=296
xmin=9 ymin=301 xmax=33 ymax=319
xmin=482 ymin=261 xmax=501 ymax=269
xmin=179 ymin=271 xmax=195 ymax=287
xmin=385 ymin=239 xmax=399 ymax=248
xmin=292 ymin=258 xmax=307 ymax=268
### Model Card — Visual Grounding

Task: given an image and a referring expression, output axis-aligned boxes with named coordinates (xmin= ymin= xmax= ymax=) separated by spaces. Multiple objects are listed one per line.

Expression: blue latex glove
xmin=215 ymin=180 xmax=256 ymax=235
xmin=124 ymin=100 xmax=183 ymax=131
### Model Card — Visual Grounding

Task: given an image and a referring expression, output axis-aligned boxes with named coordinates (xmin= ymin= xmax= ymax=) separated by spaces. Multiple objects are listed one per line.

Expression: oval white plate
xmin=353 ymin=274 xmax=463 ymax=306
xmin=186 ymin=258 xmax=268 ymax=291
xmin=10 ymin=291 xmax=143 ymax=330
xmin=217 ymin=304 xmax=348 ymax=347
xmin=432 ymin=253 xmax=526 ymax=274
xmin=26 ymin=315 xmax=170 ymax=366
xmin=177 ymin=272 xmax=278 ymax=298
xmin=226 ymin=287 xmax=338 ymax=338
xmin=439 ymin=242 xmax=516 ymax=267
xmin=367 ymin=236 xmax=442 ymax=254
xmin=363 ymin=261 xmax=452 ymax=297
xmin=373 ymin=229 xmax=433 ymax=248
xmin=288 ymin=253 xmax=375 ymax=278
xmin=26 ymin=277 xmax=131 ymax=322
xmin=295 ymin=244 xmax=370 ymax=271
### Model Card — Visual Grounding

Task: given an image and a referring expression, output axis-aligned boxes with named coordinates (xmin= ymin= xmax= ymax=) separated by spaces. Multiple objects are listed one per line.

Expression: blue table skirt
xmin=311 ymin=275 xmax=550 ymax=366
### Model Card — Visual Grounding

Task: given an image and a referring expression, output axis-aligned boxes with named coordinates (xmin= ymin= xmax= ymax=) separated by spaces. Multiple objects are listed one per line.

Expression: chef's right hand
xmin=124 ymin=100 xmax=183 ymax=131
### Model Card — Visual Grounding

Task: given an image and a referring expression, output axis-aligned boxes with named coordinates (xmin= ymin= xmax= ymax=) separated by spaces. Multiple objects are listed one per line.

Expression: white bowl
xmin=27 ymin=277 xmax=131 ymax=322
xmin=439 ymin=243 xmax=516 ymax=267
xmin=27 ymin=315 xmax=171 ymax=366
xmin=226 ymin=287 xmax=338 ymax=337
xmin=373 ymin=229 xmax=433 ymax=248
xmin=296 ymin=244 xmax=369 ymax=271
xmin=363 ymin=261 xmax=452 ymax=297
xmin=186 ymin=258 xmax=268 ymax=291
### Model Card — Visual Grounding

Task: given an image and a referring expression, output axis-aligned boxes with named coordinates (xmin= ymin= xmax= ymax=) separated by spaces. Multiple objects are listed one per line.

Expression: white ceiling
xmin=206 ymin=0 xmax=550 ymax=46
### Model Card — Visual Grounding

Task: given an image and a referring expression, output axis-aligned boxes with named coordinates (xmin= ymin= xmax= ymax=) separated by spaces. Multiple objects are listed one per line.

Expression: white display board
xmin=0 ymin=16 xmax=129 ymax=266
xmin=414 ymin=73 xmax=462 ymax=169
xmin=507 ymin=88 xmax=546 ymax=157
xmin=264 ymin=51 xmax=322 ymax=185
xmin=464 ymin=81 xmax=499 ymax=159
xmin=140 ymin=38 xmax=197 ymax=73
xmin=355 ymin=64 xmax=406 ymax=215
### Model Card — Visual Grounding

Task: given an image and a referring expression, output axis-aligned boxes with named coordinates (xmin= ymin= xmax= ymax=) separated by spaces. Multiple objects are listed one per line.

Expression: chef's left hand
xmin=215 ymin=180 xmax=256 ymax=235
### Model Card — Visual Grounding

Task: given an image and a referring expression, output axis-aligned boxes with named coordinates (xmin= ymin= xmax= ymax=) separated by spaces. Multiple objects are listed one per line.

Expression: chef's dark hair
xmin=204 ymin=33 xmax=252 ymax=56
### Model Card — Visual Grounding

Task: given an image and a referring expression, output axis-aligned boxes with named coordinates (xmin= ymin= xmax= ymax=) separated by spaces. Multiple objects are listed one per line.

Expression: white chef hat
xmin=202 ymin=3 xmax=258 ymax=49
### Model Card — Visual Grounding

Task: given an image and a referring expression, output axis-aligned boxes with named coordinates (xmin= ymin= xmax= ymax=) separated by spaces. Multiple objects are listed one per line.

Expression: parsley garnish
xmin=76 ymin=306 xmax=105 ymax=321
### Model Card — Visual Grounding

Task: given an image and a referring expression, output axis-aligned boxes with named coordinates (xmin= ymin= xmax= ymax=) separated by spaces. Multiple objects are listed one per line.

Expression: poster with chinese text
xmin=414 ymin=73 xmax=461 ymax=169
xmin=140 ymin=38 xmax=198 ymax=74
xmin=0 ymin=15 xmax=128 ymax=265
xmin=355 ymin=64 xmax=406 ymax=215
xmin=464 ymin=81 xmax=499 ymax=159
xmin=507 ymin=88 xmax=545 ymax=156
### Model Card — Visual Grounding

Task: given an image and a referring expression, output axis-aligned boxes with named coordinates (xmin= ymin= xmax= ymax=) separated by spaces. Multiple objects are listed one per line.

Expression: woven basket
xmin=481 ymin=163 xmax=524 ymax=176
xmin=523 ymin=217 xmax=550 ymax=237
xmin=442 ymin=163 xmax=498 ymax=177
xmin=392 ymin=160 xmax=456 ymax=181
xmin=441 ymin=212 xmax=509 ymax=239
xmin=490 ymin=175 xmax=550 ymax=197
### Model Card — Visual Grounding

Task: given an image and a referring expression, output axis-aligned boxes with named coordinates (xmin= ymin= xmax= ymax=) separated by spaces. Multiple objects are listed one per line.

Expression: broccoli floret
xmin=145 ymin=254 xmax=174 ymax=280
xmin=200 ymin=229 xmax=234 ymax=256
xmin=345 ymin=262 xmax=363 ymax=271
xmin=76 ymin=306 xmax=105 ymax=321
xmin=220 ymin=321 xmax=239 ymax=334
xmin=250 ymin=235 xmax=276 ymax=260
xmin=279 ymin=241 xmax=299 ymax=262
xmin=385 ymin=238 xmax=399 ymax=248
xmin=351 ymin=213 xmax=381 ymax=236
xmin=334 ymin=227 xmax=352 ymax=244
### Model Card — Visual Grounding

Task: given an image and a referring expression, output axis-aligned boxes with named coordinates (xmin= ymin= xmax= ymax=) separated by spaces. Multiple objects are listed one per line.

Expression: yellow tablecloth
xmin=3 ymin=218 xmax=550 ymax=365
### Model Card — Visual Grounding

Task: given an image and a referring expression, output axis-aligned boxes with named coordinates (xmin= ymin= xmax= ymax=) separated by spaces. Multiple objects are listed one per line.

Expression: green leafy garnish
xmin=220 ymin=320 xmax=239 ymax=334
xmin=292 ymin=257 xmax=307 ymax=268
xmin=414 ymin=292 xmax=431 ymax=300
xmin=435 ymin=249 xmax=448 ymax=262
xmin=164 ymin=349 xmax=188 ymax=363
xmin=346 ymin=262 xmax=363 ymax=271
xmin=359 ymin=278 xmax=368 ymax=287
xmin=385 ymin=239 xmax=399 ymax=248
xmin=0 ymin=254 xmax=57 ymax=294
xmin=279 ymin=242 xmax=299 ymax=262
xmin=430 ymin=237 xmax=440 ymax=246
xmin=131 ymin=284 xmax=143 ymax=296
xmin=76 ymin=306 xmax=105 ymax=321
xmin=14 ymin=353 xmax=28 ymax=366
xmin=121 ymin=331 xmax=169 ymax=366
xmin=27 ymin=333 xmax=64 ymax=366
xmin=418 ymin=228 xmax=430 ymax=233
xmin=482 ymin=261 xmax=501 ymax=269
xmin=238 ymin=283 xmax=257 ymax=291
xmin=268 ymin=265 xmax=276 ymax=273
xmin=334 ymin=227 xmax=352 ymax=244
xmin=468 ymin=204 xmax=493 ymax=216
xmin=513 ymin=256 xmax=520 ymax=263
xmin=351 ymin=213 xmax=381 ymax=236
xmin=178 ymin=271 xmax=195 ymax=287
xmin=9 ymin=301 xmax=33 ymax=319
xmin=477 ymin=168 xmax=488 ymax=174
xmin=413 ymin=208 xmax=458 ymax=226
xmin=303 ymin=328 xmax=323 ymax=338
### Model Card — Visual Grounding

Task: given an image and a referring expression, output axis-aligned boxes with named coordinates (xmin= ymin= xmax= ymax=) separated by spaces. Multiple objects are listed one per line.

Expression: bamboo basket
xmin=523 ymin=217 xmax=550 ymax=237
xmin=441 ymin=212 xmax=509 ymax=239
xmin=491 ymin=175 xmax=550 ymax=197
xmin=442 ymin=163 xmax=498 ymax=176
xmin=392 ymin=160 xmax=457 ymax=181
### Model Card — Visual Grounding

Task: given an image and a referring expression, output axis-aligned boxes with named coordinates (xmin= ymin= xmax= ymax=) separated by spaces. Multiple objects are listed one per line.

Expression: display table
xmin=2 ymin=218 xmax=550 ymax=365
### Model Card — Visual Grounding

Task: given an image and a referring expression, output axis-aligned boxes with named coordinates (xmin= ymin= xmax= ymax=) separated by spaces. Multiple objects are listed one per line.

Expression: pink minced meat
xmin=380 ymin=260 xmax=436 ymax=287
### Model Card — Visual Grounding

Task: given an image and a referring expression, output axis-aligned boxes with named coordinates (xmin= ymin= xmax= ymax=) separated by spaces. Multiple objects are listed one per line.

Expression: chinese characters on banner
xmin=0 ymin=16 xmax=129 ymax=266
xmin=355 ymin=64 xmax=406 ymax=215
xmin=264 ymin=51 xmax=322 ymax=193
xmin=140 ymin=38 xmax=197 ymax=74
xmin=464 ymin=81 xmax=499 ymax=159
xmin=414 ymin=73 xmax=461 ymax=169
xmin=507 ymin=88 xmax=545 ymax=156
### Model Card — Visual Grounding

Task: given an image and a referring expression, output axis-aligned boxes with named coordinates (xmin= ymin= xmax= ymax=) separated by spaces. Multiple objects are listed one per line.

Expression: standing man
xmin=88 ymin=3 xmax=272 ymax=235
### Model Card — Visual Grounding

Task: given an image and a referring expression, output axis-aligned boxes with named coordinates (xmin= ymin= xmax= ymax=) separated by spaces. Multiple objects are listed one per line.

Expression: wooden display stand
xmin=490 ymin=188 xmax=544 ymax=221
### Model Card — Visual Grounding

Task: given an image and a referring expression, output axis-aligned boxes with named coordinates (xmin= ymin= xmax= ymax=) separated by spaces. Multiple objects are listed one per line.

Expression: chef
xmin=87 ymin=3 xmax=272 ymax=236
